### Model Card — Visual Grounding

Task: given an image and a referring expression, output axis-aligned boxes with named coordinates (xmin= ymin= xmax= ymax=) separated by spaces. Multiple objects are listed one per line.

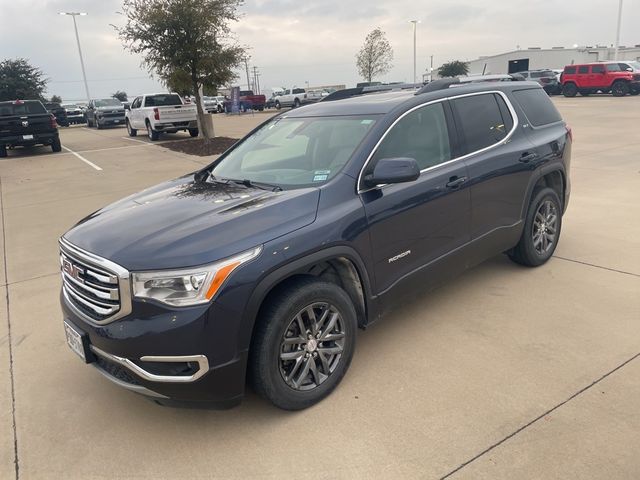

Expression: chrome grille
xmin=59 ymin=238 xmax=132 ymax=324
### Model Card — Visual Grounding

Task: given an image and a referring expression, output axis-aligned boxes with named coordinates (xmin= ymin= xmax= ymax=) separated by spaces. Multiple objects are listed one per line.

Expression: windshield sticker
xmin=314 ymin=170 xmax=330 ymax=175
xmin=361 ymin=119 xmax=373 ymax=125
xmin=313 ymin=174 xmax=329 ymax=182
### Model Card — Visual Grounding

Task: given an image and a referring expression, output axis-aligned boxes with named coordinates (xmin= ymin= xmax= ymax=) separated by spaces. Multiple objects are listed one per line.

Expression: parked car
xmin=518 ymin=69 xmax=561 ymax=95
xmin=223 ymin=90 xmax=267 ymax=112
xmin=59 ymin=80 xmax=571 ymax=410
xmin=43 ymin=102 xmax=69 ymax=127
xmin=126 ymin=93 xmax=198 ymax=140
xmin=274 ymin=87 xmax=317 ymax=109
xmin=86 ymin=98 xmax=126 ymax=129
xmin=561 ymin=62 xmax=640 ymax=97
xmin=0 ymin=100 xmax=61 ymax=157
xmin=203 ymin=96 xmax=224 ymax=113
xmin=61 ymin=104 xmax=86 ymax=125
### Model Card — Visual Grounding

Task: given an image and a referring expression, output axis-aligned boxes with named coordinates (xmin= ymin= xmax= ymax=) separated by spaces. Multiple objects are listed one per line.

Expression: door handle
xmin=519 ymin=152 xmax=539 ymax=163
xmin=445 ymin=176 xmax=467 ymax=189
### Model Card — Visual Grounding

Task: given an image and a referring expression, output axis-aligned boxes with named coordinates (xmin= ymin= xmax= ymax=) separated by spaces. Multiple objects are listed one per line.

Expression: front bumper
xmin=96 ymin=115 xmax=125 ymax=126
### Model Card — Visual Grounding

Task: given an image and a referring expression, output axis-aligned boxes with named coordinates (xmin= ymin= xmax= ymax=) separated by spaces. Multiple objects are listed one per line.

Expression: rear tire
xmin=51 ymin=137 xmax=62 ymax=153
xmin=126 ymin=120 xmax=137 ymax=137
xmin=562 ymin=83 xmax=577 ymax=97
xmin=293 ymin=98 xmax=301 ymax=108
xmin=250 ymin=278 xmax=357 ymax=410
xmin=146 ymin=121 xmax=160 ymax=141
xmin=0 ymin=145 xmax=7 ymax=158
xmin=509 ymin=187 xmax=562 ymax=267
xmin=189 ymin=128 xmax=199 ymax=137
xmin=612 ymin=81 xmax=629 ymax=97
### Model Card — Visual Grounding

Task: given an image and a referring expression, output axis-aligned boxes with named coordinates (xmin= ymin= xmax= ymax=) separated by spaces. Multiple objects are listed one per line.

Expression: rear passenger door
xmin=451 ymin=91 xmax=537 ymax=241
xmin=361 ymin=100 xmax=471 ymax=295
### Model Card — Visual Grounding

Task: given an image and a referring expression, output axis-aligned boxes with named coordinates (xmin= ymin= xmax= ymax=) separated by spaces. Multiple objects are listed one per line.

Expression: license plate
xmin=113 ymin=120 xmax=120 ymax=123
xmin=22 ymin=134 xmax=34 ymax=140
xmin=64 ymin=321 xmax=86 ymax=361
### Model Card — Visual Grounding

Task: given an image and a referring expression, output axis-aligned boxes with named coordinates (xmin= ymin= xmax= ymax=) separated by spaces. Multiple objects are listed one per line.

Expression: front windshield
xmin=625 ymin=61 xmax=640 ymax=70
xmin=210 ymin=115 xmax=379 ymax=187
xmin=95 ymin=98 xmax=122 ymax=107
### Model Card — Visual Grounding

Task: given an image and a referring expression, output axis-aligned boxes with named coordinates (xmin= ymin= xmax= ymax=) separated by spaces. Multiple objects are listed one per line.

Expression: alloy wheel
xmin=533 ymin=200 xmax=558 ymax=255
xmin=279 ymin=302 xmax=345 ymax=391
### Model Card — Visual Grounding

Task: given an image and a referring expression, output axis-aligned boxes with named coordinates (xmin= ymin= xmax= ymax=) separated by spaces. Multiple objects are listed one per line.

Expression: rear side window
xmin=592 ymin=65 xmax=605 ymax=73
xmin=513 ymin=88 xmax=562 ymax=127
xmin=373 ymin=102 xmax=451 ymax=170
xmin=452 ymin=93 xmax=512 ymax=153
xmin=0 ymin=101 xmax=47 ymax=116
xmin=578 ymin=66 xmax=589 ymax=74
xmin=564 ymin=66 xmax=576 ymax=74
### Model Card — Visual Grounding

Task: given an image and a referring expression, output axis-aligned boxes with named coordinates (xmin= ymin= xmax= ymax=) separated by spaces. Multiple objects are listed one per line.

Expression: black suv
xmin=44 ymin=102 xmax=69 ymax=127
xmin=60 ymin=80 xmax=571 ymax=410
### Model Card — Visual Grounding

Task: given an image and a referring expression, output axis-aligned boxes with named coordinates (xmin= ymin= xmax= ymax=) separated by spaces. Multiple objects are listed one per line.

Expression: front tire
xmin=250 ymin=278 xmax=357 ymax=410
xmin=509 ymin=187 xmax=562 ymax=267
xmin=189 ymin=128 xmax=199 ymax=137
xmin=612 ymin=81 xmax=629 ymax=97
xmin=0 ymin=145 xmax=7 ymax=158
xmin=275 ymin=101 xmax=281 ymax=110
xmin=126 ymin=120 xmax=137 ymax=137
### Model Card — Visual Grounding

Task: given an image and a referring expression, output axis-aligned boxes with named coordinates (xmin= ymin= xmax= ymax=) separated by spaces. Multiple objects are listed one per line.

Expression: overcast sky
xmin=1 ymin=0 xmax=638 ymax=101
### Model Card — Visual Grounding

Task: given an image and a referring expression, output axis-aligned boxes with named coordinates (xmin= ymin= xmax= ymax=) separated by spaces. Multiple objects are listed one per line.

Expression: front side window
xmin=210 ymin=116 xmax=378 ymax=187
xmin=453 ymin=94 xmax=512 ymax=153
xmin=370 ymin=102 xmax=451 ymax=171
xmin=606 ymin=63 xmax=621 ymax=72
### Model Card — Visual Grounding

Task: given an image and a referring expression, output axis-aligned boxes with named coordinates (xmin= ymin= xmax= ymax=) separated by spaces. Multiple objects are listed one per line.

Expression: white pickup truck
xmin=126 ymin=93 xmax=198 ymax=141
xmin=274 ymin=87 xmax=320 ymax=109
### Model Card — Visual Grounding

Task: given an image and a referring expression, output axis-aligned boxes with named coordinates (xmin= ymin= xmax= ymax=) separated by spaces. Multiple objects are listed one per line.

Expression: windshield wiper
xmin=209 ymin=175 xmax=282 ymax=192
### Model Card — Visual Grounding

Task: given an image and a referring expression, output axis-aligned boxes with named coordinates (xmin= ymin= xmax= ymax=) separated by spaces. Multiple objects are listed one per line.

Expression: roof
xmin=283 ymin=80 xmax=542 ymax=117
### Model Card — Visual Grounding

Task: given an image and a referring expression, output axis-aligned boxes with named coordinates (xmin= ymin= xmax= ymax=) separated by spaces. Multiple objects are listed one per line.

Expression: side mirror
xmin=626 ymin=67 xmax=634 ymax=72
xmin=364 ymin=157 xmax=420 ymax=187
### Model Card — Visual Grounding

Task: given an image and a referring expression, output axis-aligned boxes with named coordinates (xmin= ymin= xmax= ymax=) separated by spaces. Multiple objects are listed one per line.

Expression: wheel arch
xmin=523 ymin=167 xmax=567 ymax=218
xmin=239 ymin=246 xmax=375 ymax=358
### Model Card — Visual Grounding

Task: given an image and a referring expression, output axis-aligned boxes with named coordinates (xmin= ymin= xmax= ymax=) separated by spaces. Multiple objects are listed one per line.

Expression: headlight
xmin=132 ymin=246 xmax=262 ymax=307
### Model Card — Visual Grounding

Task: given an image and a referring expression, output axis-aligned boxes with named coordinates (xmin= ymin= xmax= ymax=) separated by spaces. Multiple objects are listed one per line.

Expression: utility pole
xmin=409 ymin=20 xmax=421 ymax=84
xmin=59 ymin=12 xmax=90 ymax=103
xmin=614 ymin=0 xmax=624 ymax=60
xmin=244 ymin=57 xmax=251 ymax=90
xmin=429 ymin=55 xmax=434 ymax=82
xmin=252 ymin=66 xmax=261 ymax=95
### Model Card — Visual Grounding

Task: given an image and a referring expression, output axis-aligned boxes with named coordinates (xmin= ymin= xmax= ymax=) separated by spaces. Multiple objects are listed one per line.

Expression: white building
xmin=465 ymin=45 xmax=640 ymax=75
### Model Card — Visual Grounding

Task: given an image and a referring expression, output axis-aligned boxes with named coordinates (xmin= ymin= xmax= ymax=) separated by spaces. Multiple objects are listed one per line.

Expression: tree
xmin=116 ymin=0 xmax=245 ymax=140
xmin=356 ymin=28 xmax=393 ymax=83
xmin=112 ymin=90 xmax=128 ymax=101
xmin=437 ymin=60 xmax=469 ymax=78
xmin=0 ymin=58 xmax=48 ymax=101
xmin=50 ymin=94 xmax=62 ymax=103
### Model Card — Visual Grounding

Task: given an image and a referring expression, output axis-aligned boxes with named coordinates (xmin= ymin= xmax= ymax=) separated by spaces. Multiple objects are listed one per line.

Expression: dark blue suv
xmin=60 ymin=79 xmax=571 ymax=410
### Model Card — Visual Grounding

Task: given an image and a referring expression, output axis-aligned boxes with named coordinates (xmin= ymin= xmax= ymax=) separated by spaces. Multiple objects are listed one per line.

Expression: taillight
xmin=566 ymin=125 xmax=573 ymax=142
xmin=153 ymin=107 xmax=160 ymax=121
xmin=50 ymin=114 xmax=57 ymax=128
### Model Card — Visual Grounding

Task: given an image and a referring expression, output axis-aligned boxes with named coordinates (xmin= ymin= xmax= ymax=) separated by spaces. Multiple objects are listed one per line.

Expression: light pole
xmin=409 ymin=20 xmax=421 ymax=84
xmin=59 ymin=12 xmax=91 ymax=103
xmin=614 ymin=0 xmax=624 ymax=60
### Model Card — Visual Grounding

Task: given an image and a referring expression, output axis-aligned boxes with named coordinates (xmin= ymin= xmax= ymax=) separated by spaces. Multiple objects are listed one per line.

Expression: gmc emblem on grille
xmin=62 ymin=259 xmax=83 ymax=281
xmin=21 ymin=120 xmax=29 ymax=127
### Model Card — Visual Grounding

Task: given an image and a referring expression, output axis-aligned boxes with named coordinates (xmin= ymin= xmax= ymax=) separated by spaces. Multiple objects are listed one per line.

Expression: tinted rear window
xmin=564 ymin=66 xmax=576 ymax=74
xmin=513 ymin=88 xmax=562 ymax=127
xmin=453 ymin=93 xmax=512 ymax=153
xmin=578 ymin=66 xmax=589 ymax=74
xmin=0 ymin=101 xmax=47 ymax=116
xmin=144 ymin=94 xmax=183 ymax=107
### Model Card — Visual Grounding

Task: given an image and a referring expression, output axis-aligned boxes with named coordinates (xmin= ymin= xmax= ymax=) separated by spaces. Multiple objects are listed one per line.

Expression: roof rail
xmin=415 ymin=74 xmax=526 ymax=95
xmin=321 ymin=83 xmax=422 ymax=102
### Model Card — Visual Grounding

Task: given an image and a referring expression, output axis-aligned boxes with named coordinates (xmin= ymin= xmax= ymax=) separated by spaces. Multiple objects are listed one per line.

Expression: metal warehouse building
xmin=466 ymin=45 xmax=640 ymax=74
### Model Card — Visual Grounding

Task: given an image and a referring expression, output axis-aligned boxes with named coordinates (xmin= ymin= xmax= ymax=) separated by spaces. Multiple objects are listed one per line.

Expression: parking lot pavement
xmin=0 ymin=98 xmax=638 ymax=479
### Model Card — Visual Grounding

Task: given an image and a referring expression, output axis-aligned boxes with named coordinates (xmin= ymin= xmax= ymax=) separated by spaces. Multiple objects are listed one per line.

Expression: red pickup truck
xmin=223 ymin=90 xmax=266 ymax=112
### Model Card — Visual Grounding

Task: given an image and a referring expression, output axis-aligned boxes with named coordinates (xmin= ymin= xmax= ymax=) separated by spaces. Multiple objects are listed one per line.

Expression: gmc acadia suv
xmin=60 ymin=80 xmax=572 ymax=410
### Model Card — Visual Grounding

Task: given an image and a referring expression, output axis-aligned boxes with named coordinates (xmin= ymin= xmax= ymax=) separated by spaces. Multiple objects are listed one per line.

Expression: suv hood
xmin=63 ymin=175 xmax=320 ymax=270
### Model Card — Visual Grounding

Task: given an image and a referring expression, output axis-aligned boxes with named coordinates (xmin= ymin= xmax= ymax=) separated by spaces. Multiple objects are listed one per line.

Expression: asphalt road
xmin=0 ymin=100 xmax=638 ymax=479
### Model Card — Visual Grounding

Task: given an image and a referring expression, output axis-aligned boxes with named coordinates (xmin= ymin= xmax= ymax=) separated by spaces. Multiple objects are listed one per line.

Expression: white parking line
xmin=61 ymin=145 xmax=103 ymax=171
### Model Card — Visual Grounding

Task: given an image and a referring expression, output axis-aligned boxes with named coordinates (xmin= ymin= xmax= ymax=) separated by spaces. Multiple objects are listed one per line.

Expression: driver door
xmin=360 ymin=100 xmax=471 ymax=295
